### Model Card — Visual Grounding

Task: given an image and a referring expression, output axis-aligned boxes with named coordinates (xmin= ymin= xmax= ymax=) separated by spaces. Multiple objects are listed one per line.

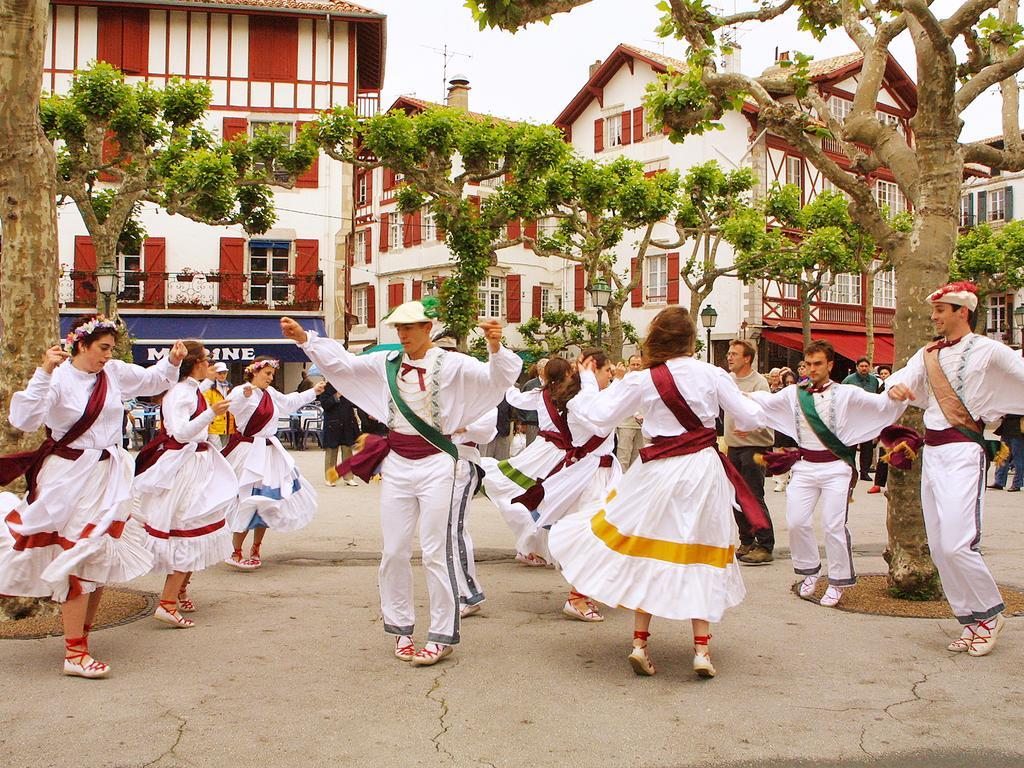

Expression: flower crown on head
xmin=63 ymin=315 xmax=118 ymax=352
xmin=245 ymin=358 xmax=280 ymax=377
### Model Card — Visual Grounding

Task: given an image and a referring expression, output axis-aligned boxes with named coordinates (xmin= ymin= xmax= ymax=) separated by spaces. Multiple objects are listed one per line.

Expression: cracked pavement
xmin=1 ymin=449 xmax=1023 ymax=767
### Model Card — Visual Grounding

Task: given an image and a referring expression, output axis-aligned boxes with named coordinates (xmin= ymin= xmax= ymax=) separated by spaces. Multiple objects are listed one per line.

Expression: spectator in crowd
xmin=517 ymin=358 xmax=548 ymax=445
xmin=318 ymin=378 xmax=361 ymax=487
xmin=989 ymin=414 xmax=1023 ymax=492
xmin=772 ymin=368 xmax=799 ymax=491
xmin=766 ymin=367 xmax=783 ymax=393
xmin=616 ymin=354 xmax=645 ymax=469
xmin=724 ymin=340 xmax=775 ymax=564
xmin=480 ymin=397 xmax=514 ymax=461
xmin=842 ymin=357 xmax=881 ymax=480
xmin=203 ymin=362 xmax=235 ymax=449
xmin=868 ymin=365 xmax=893 ymax=494
xmin=796 ymin=360 xmax=809 ymax=383
xmin=295 ymin=368 xmax=313 ymax=393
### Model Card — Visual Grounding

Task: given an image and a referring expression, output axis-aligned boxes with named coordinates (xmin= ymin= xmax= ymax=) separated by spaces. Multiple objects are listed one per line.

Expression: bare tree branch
xmin=955 ymin=40 xmax=1024 ymax=111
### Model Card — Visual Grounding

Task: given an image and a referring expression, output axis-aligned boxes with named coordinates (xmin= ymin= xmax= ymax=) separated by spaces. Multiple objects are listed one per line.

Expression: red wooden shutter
xmin=523 ymin=219 xmax=538 ymax=251
xmin=366 ymin=285 xmax=376 ymax=327
xmin=507 ymin=219 xmax=521 ymax=240
xmin=667 ymin=252 xmax=680 ymax=304
xmin=469 ymin=195 xmax=481 ymax=211
xmin=402 ymin=213 xmax=414 ymax=248
xmin=388 ymin=282 xmax=404 ymax=310
xmin=412 ymin=209 xmax=423 ymax=245
xmin=249 ymin=17 xmax=298 ymax=81
xmin=73 ymin=236 xmax=97 ymax=305
xmin=380 ymin=213 xmax=390 ymax=252
xmin=506 ymin=274 xmax=522 ymax=323
xmin=633 ymin=108 xmax=644 ymax=142
xmin=365 ymin=166 xmax=374 ymax=202
xmin=594 ymin=118 xmax=604 ymax=153
xmin=621 ymin=111 xmax=632 ymax=145
xmin=219 ymin=237 xmax=246 ymax=305
xmin=532 ymin=285 xmax=543 ymax=319
xmin=363 ymin=229 xmax=372 ymax=263
xmin=574 ymin=265 xmax=585 ymax=311
xmin=294 ymin=122 xmax=319 ymax=188
xmin=96 ymin=8 xmax=123 ymax=69
xmin=412 ymin=280 xmax=422 ymax=300
xmin=142 ymin=237 xmax=166 ymax=306
xmin=120 ymin=9 xmax=149 ymax=74
xmin=631 ymin=257 xmax=643 ymax=307
xmin=294 ymin=239 xmax=319 ymax=304
xmin=223 ymin=117 xmax=248 ymax=141
xmin=98 ymin=132 xmax=120 ymax=182
xmin=383 ymin=168 xmax=394 ymax=191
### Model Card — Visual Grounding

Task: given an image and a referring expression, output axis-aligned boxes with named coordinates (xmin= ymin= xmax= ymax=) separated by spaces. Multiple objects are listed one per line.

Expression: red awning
xmin=762 ymin=329 xmax=894 ymax=366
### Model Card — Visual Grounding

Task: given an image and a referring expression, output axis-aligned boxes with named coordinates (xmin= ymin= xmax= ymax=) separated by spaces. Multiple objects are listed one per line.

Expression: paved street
xmin=1 ymin=448 xmax=1023 ymax=768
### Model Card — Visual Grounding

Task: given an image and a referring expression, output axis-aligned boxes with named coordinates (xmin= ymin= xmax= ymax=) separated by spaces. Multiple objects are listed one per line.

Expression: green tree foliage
xmin=316 ymin=105 xmax=569 ymax=343
xmin=951 ymin=220 xmax=1024 ymax=329
xmin=516 ymin=311 xmax=639 ymax=360
xmin=41 ymin=61 xmax=317 ymax=315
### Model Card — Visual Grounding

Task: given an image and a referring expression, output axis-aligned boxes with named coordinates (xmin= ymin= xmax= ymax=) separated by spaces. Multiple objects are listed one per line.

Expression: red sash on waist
xmin=223 ymin=388 xmax=274 ymax=457
xmin=135 ymin=388 xmax=210 ymax=476
xmin=924 ymin=427 xmax=976 ymax=447
xmin=644 ymin=363 xmax=770 ymax=533
xmin=336 ymin=430 xmax=446 ymax=484
xmin=799 ymin=448 xmax=842 ymax=463
xmin=0 ymin=369 xmax=109 ymax=503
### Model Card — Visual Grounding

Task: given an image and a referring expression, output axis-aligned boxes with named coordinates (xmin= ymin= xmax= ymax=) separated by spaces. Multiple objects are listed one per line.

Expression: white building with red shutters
xmin=47 ymin=0 xmax=385 ymax=382
xmin=553 ymin=44 xmax=918 ymax=369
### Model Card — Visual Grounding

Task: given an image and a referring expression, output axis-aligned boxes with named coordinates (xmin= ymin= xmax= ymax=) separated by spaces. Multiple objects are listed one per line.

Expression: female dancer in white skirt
xmin=133 ymin=340 xmax=236 ymax=628
xmin=222 ymin=356 xmax=323 ymax=569
xmin=0 ymin=316 xmax=184 ymax=677
xmin=548 ymin=308 xmax=768 ymax=678
xmin=481 ymin=358 xmax=579 ymax=567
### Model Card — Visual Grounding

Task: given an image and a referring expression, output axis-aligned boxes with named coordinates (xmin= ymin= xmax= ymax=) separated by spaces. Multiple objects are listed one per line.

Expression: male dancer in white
xmin=886 ymin=281 xmax=1024 ymax=656
xmin=749 ymin=340 xmax=906 ymax=608
xmin=281 ymin=303 xmax=520 ymax=666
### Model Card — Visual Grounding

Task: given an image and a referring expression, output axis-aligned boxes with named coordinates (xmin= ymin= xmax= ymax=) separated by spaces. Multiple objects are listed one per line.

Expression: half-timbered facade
xmin=555 ymin=44 xmax=913 ymax=367
xmin=47 ymin=0 xmax=385 ymax=381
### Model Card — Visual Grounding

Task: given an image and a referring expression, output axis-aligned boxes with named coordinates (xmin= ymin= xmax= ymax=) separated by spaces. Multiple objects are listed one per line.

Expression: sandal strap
xmin=693 ymin=634 xmax=712 ymax=646
xmin=633 ymin=631 xmax=651 ymax=641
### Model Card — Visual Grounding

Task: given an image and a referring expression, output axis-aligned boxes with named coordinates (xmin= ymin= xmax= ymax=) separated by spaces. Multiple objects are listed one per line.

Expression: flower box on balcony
xmin=204 ymin=273 xmax=223 ymax=283
xmin=175 ymin=273 xmax=196 ymax=283
xmin=249 ymin=273 xmax=270 ymax=285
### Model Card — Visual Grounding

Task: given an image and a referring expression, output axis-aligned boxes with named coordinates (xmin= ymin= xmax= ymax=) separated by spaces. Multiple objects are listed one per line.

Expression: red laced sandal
xmin=967 ymin=614 xmax=1006 ymax=657
xmin=628 ymin=630 xmax=656 ymax=676
xmin=177 ymin=587 xmax=196 ymax=613
xmin=394 ymin=635 xmax=416 ymax=662
xmin=411 ymin=642 xmax=453 ymax=667
xmin=63 ymin=636 xmax=110 ymax=679
xmin=249 ymin=544 xmax=263 ymax=569
xmin=693 ymin=634 xmax=715 ymax=678
xmin=154 ymin=599 xmax=195 ymax=628
xmin=562 ymin=591 xmax=604 ymax=622
xmin=225 ymin=548 xmax=259 ymax=571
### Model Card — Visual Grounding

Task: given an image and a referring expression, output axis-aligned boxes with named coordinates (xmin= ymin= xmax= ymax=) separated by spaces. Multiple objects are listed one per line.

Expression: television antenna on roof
xmin=420 ymin=44 xmax=473 ymax=103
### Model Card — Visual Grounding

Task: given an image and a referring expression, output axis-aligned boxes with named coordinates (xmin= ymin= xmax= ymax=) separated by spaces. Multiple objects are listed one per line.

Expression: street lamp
xmin=1014 ymin=303 xmax=1024 ymax=346
xmin=96 ymin=266 xmax=119 ymax=317
xmin=588 ymin=279 xmax=612 ymax=347
xmin=700 ymin=304 xmax=718 ymax=363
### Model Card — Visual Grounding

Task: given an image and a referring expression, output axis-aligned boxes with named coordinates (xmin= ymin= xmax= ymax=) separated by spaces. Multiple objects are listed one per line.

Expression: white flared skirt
xmin=223 ymin=439 xmax=317 ymax=533
xmin=480 ymin=437 xmax=564 ymax=551
xmin=548 ymin=447 xmax=745 ymax=622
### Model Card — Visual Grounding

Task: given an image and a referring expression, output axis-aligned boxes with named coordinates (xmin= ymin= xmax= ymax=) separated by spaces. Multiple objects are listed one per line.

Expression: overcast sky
xmin=367 ymin=0 xmax=1003 ymax=142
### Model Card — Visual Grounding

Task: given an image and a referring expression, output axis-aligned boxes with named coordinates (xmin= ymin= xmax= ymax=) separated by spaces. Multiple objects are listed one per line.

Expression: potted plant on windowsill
xmin=249 ymin=272 xmax=270 ymax=285
xmin=204 ymin=271 xmax=223 ymax=283
xmin=176 ymin=268 xmax=197 ymax=283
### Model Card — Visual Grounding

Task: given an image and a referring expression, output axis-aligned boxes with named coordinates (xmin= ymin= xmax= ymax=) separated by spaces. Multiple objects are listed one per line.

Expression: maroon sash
xmin=512 ymin=389 xmax=609 ymax=512
xmin=336 ymin=431 xmax=445 ymax=484
xmin=0 ymin=369 xmax=109 ymax=503
xmin=641 ymin=363 xmax=770 ymax=533
xmin=135 ymin=388 xmax=209 ymax=476
xmin=222 ymin=389 xmax=274 ymax=457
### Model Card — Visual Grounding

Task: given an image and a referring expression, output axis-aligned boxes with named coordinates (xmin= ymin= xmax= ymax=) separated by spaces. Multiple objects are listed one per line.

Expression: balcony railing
xmin=357 ymin=90 xmax=381 ymax=118
xmin=59 ymin=270 xmax=323 ymax=312
xmin=763 ymin=296 xmax=894 ymax=329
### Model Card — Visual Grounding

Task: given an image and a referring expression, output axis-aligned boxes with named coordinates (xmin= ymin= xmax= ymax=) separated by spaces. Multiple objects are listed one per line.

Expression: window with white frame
xmin=250 ymin=122 xmax=295 ymax=182
xmin=389 ymin=215 xmax=404 ymax=250
xmin=422 ymin=207 xmax=437 ymax=241
xmin=875 ymin=179 xmax=906 ymax=217
xmin=644 ymin=109 xmax=661 ymax=138
xmin=782 ymin=282 xmax=799 ymax=300
xmin=353 ymin=286 xmax=368 ymax=326
xmin=118 ymin=251 xmax=142 ymax=303
xmin=646 ymin=255 xmax=668 ymax=303
xmin=540 ymin=286 xmax=562 ymax=314
xmin=876 ymin=110 xmax=905 ymax=135
xmin=248 ymin=240 xmax=290 ymax=304
xmin=477 ymin=275 xmax=505 ymax=317
xmin=785 ymin=156 xmax=803 ymax=191
xmin=822 ymin=272 xmax=862 ymax=305
xmin=354 ymin=229 xmax=367 ymax=259
xmin=356 ymin=172 xmax=368 ymax=206
xmin=605 ymin=111 xmax=624 ymax=148
xmin=988 ymin=294 xmax=1007 ymax=334
xmin=643 ymin=158 xmax=669 ymax=177
xmin=829 ymin=96 xmax=853 ymax=122
xmin=988 ymin=188 xmax=1006 ymax=222
xmin=960 ymin=195 xmax=974 ymax=227
xmin=873 ymin=262 xmax=896 ymax=308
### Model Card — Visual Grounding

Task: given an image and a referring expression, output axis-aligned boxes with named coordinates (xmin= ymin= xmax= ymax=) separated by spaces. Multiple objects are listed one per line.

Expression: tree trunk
xmin=0 ymin=0 xmax=62 ymax=620
xmin=92 ymin=234 xmax=120 ymax=317
xmin=801 ymin=292 xmax=813 ymax=348
xmin=603 ymin=300 xmax=626 ymax=361
xmin=864 ymin=269 xmax=876 ymax=363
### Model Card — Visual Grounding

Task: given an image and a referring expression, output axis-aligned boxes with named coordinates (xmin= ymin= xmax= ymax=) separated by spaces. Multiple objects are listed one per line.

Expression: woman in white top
xmin=223 ymin=356 xmax=323 ymax=569
xmin=0 ymin=316 xmax=183 ymax=678
xmin=548 ymin=307 xmax=767 ymax=679
xmin=133 ymin=340 xmax=236 ymax=629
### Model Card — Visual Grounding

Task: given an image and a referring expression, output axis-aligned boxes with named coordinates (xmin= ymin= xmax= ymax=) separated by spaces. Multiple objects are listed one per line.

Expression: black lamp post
xmin=700 ymin=304 xmax=718 ymax=363
xmin=96 ymin=266 xmax=119 ymax=318
xmin=588 ymin=279 xmax=612 ymax=346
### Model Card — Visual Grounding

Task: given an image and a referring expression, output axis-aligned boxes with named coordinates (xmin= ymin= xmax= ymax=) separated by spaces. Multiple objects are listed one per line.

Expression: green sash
xmin=384 ymin=352 xmax=459 ymax=461
xmin=797 ymin=387 xmax=858 ymax=471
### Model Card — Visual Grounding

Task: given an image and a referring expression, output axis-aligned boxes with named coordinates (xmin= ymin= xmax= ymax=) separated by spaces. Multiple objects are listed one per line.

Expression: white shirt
xmin=885 ymin=333 xmax=1024 ymax=429
xmin=228 ymin=386 xmax=317 ymax=436
xmin=10 ymin=357 xmax=179 ymax=450
xmin=162 ymin=378 xmax=217 ymax=444
xmin=390 ymin=347 xmax=444 ymax=435
xmin=569 ymin=356 xmax=765 ymax=438
xmin=505 ymin=387 xmax=558 ymax=432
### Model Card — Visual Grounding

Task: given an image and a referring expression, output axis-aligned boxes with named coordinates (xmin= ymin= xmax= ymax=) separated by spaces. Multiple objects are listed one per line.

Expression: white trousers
xmin=922 ymin=443 xmax=1004 ymax=625
xmin=378 ymin=452 xmax=468 ymax=645
xmin=453 ymin=464 xmax=485 ymax=608
xmin=786 ymin=459 xmax=857 ymax=586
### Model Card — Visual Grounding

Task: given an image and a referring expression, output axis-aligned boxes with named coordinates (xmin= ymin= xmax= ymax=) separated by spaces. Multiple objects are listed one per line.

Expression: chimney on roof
xmin=447 ymin=74 xmax=470 ymax=111
xmin=589 ymin=59 xmax=603 ymax=78
xmin=776 ymin=50 xmax=789 ymax=63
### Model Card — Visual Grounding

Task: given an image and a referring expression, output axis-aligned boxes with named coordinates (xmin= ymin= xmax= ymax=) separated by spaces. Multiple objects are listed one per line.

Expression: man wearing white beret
xmin=887 ymin=281 xmax=1024 ymax=656
xmin=280 ymin=298 xmax=521 ymax=666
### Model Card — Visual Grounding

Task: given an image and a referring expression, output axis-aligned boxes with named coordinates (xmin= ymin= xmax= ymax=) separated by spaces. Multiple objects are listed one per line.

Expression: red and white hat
xmin=927 ymin=281 xmax=978 ymax=312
